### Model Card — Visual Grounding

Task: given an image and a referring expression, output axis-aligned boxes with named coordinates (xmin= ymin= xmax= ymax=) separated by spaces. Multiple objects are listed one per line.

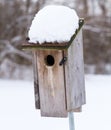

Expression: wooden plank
xmin=37 ymin=50 xmax=67 ymax=117
xmin=32 ymin=51 xmax=40 ymax=109
xmin=65 ymin=30 xmax=86 ymax=112
xmin=74 ymin=107 xmax=82 ymax=112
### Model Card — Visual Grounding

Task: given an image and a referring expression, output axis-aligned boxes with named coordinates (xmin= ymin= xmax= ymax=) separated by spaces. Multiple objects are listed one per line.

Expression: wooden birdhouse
xmin=22 ymin=5 xmax=86 ymax=118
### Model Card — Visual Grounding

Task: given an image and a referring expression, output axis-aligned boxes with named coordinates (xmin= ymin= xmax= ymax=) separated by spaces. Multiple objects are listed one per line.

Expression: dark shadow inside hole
xmin=45 ymin=55 xmax=55 ymax=66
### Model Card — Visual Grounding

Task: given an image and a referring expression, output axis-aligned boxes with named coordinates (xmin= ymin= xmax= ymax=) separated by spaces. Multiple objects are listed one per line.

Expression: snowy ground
xmin=0 ymin=75 xmax=111 ymax=130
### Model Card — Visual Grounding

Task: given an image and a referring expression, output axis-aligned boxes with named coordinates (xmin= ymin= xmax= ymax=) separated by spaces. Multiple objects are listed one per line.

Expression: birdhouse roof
xmin=28 ymin=5 xmax=79 ymax=44
xmin=22 ymin=5 xmax=84 ymax=50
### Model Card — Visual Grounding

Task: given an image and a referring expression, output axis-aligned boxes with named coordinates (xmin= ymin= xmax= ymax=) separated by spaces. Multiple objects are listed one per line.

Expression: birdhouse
xmin=22 ymin=5 xmax=86 ymax=117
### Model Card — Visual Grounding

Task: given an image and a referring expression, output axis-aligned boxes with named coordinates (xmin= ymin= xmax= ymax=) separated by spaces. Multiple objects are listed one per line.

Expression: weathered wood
xmin=74 ymin=107 xmax=82 ymax=112
xmin=65 ymin=30 xmax=86 ymax=111
xmin=37 ymin=50 xmax=67 ymax=117
xmin=32 ymin=51 xmax=40 ymax=109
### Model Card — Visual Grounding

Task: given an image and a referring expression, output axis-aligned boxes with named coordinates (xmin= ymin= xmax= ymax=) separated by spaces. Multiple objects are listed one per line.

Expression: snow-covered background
xmin=0 ymin=75 xmax=111 ymax=130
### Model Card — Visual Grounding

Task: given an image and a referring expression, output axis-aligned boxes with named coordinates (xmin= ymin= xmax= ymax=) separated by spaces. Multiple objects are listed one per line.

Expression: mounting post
xmin=68 ymin=112 xmax=75 ymax=130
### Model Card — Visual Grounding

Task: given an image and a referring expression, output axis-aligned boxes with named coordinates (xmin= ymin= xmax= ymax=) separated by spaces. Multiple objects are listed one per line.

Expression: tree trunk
xmin=98 ymin=0 xmax=107 ymax=16
xmin=83 ymin=0 xmax=88 ymax=16
xmin=26 ymin=0 xmax=31 ymax=13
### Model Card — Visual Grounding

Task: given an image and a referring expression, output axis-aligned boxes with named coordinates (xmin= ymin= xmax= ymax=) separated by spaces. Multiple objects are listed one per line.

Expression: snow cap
xmin=28 ymin=5 xmax=79 ymax=44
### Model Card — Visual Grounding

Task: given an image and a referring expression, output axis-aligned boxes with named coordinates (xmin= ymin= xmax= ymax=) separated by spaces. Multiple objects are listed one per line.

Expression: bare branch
xmin=0 ymin=40 xmax=32 ymax=61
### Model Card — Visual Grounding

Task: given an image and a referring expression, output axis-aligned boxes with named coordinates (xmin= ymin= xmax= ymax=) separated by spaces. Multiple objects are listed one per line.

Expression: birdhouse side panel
xmin=65 ymin=30 xmax=86 ymax=111
xmin=37 ymin=50 xmax=67 ymax=117
xmin=32 ymin=51 xmax=40 ymax=109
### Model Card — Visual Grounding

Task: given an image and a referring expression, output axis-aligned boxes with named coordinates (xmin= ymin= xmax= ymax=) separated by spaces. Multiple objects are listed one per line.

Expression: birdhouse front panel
xmin=36 ymin=50 xmax=67 ymax=117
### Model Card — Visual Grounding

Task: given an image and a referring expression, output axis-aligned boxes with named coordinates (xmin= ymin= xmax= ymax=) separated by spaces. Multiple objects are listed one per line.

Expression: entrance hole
xmin=45 ymin=55 xmax=55 ymax=66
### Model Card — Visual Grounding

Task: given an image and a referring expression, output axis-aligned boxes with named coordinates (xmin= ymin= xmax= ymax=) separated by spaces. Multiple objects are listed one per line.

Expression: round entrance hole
xmin=45 ymin=55 xmax=55 ymax=66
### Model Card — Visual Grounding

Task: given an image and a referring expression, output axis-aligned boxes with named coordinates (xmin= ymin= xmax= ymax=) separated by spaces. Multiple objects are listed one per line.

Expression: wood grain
xmin=37 ymin=50 xmax=67 ymax=117
xmin=32 ymin=51 xmax=40 ymax=109
xmin=65 ymin=30 xmax=86 ymax=112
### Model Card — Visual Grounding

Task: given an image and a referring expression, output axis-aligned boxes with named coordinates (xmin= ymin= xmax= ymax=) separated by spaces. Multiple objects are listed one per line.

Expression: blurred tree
xmin=83 ymin=0 xmax=88 ymax=15
xmin=0 ymin=0 xmax=32 ymax=65
xmin=98 ymin=0 xmax=107 ymax=16
xmin=0 ymin=0 xmax=111 ymax=79
xmin=26 ymin=0 xmax=31 ymax=13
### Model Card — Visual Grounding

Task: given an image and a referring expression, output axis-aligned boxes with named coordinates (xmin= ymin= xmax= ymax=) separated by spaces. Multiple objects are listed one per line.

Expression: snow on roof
xmin=28 ymin=5 xmax=79 ymax=44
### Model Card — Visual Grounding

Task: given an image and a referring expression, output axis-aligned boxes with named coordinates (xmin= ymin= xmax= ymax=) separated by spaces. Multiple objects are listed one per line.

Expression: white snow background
xmin=0 ymin=75 xmax=111 ymax=130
